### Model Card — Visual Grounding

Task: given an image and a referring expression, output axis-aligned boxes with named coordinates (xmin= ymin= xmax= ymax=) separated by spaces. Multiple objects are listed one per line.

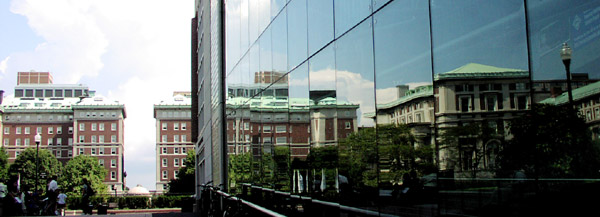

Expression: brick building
xmin=1 ymin=72 xmax=126 ymax=192
xmin=154 ymin=93 xmax=193 ymax=193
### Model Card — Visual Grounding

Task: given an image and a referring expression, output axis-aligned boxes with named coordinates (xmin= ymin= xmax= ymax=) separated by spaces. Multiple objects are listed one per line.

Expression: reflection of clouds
xmin=376 ymin=82 xmax=432 ymax=105
xmin=309 ymin=68 xmax=336 ymax=90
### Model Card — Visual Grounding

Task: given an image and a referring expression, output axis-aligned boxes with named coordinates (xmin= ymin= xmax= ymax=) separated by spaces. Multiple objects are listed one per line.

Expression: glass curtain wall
xmin=224 ymin=0 xmax=600 ymax=216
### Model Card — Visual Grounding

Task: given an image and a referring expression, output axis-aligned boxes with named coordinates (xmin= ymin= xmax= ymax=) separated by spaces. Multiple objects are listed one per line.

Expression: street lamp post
xmin=560 ymin=42 xmax=574 ymax=106
xmin=34 ymin=133 xmax=41 ymax=193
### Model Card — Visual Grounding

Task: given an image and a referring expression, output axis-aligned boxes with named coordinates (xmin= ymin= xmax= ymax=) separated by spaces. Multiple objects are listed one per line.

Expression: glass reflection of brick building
xmin=227 ymin=72 xmax=359 ymax=159
xmin=372 ymin=63 xmax=531 ymax=175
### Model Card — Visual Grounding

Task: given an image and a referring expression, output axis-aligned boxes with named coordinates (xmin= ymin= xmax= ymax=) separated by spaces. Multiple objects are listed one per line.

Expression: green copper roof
xmin=540 ymin=81 xmax=600 ymax=105
xmin=434 ymin=63 xmax=528 ymax=81
xmin=376 ymin=85 xmax=434 ymax=110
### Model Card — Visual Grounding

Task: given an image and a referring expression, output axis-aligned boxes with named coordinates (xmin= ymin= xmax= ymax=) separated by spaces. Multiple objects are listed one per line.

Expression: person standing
xmin=81 ymin=178 xmax=93 ymax=215
xmin=45 ymin=176 xmax=58 ymax=215
xmin=57 ymin=189 xmax=67 ymax=216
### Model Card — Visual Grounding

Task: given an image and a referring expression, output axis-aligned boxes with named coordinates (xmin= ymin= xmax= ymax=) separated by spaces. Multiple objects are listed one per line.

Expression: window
xmin=181 ymin=135 xmax=187 ymax=142
xmin=162 ymin=147 xmax=167 ymax=154
xmin=57 ymin=127 xmax=62 ymax=134
xmin=276 ymin=125 xmax=286 ymax=133
xmin=276 ymin=137 xmax=287 ymax=144
xmin=99 ymin=159 xmax=105 ymax=166
xmin=25 ymin=127 xmax=30 ymax=134
xmin=68 ymin=150 xmax=72 ymax=157
xmin=181 ymin=123 xmax=187 ymax=130
xmin=111 ymin=148 xmax=116 ymax=155
xmin=15 ymin=139 xmax=21 ymax=146
xmin=79 ymin=148 xmax=84 ymax=155
xmin=99 ymin=135 xmax=104 ymax=143
xmin=56 ymin=138 xmax=62 ymax=146
xmin=99 ymin=123 xmax=104 ymax=131
xmin=174 ymin=170 xmax=179 ymax=178
xmin=174 ymin=123 xmax=179 ymax=130
xmin=263 ymin=137 xmax=272 ymax=144
xmin=174 ymin=158 xmax=180 ymax=167
xmin=68 ymin=138 xmax=73 ymax=145
xmin=345 ymin=122 xmax=351 ymax=129
xmin=47 ymin=138 xmax=53 ymax=146
xmin=459 ymin=96 xmax=472 ymax=112
xmin=4 ymin=127 xmax=9 ymax=134
xmin=79 ymin=136 xmax=85 ymax=143
xmin=174 ymin=147 xmax=179 ymax=154
xmin=174 ymin=135 xmax=180 ymax=143
xmin=68 ymin=127 xmax=73 ymax=134
xmin=181 ymin=158 xmax=186 ymax=165
xmin=244 ymin=122 xmax=250 ymax=130
xmin=91 ymin=135 xmax=97 ymax=143
xmin=99 ymin=148 xmax=104 ymax=155
xmin=56 ymin=150 xmax=61 ymax=158
xmin=162 ymin=135 xmax=168 ymax=142
xmin=15 ymin=151 xmax=20 ymax=158
xmin=24 ymin=138 xmax=30 ymax=146
xmin=182 ymin=147 xmax=187 ymax=153
xmin=16 ymin=127 xmax=21 ymax=134
xmin=111 ymin=123 xmax=117 ymax=131
xmin=48 ymin=127 xmax=53 ymax=134
xmin=91 ymin=123 xmax=97 ymax=131
xmin=162 ymin=158 xmax=168 ymax=167
xmin=263 ymin=125 xmax=272 ymax=133
xmin=79 ymin=123 xmax=85 ymax=131
xmin=162 ymin=171 xmax=167 ymax=179
xmin=111 ymin=135 xmax=117 ymax=143
xmin=111 ymin=171 xmax=116 ymax=180
xmin=91 ymin=148 xmax=96 ymax=155
xmin=111 ymin=159 xmax=116 ymax=168
xmin=162 ymin=123 xmax=167 ymax=130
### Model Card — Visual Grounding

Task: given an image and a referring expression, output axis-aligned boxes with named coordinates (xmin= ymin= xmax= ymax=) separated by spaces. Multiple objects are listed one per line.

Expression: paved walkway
xmin=63 ymin=208 xmax=195 ymax=216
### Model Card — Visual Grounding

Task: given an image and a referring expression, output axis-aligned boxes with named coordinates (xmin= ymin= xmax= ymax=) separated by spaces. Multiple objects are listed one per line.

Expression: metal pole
xmin=36 ymin=141 xmax=40 ymax=193
xmin=563 ymin=59 xmax=574 ymax=106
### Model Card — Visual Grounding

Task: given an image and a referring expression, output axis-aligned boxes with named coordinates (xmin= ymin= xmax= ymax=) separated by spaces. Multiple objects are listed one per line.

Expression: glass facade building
xmin=220 ymin=0 xmax=600 ymax=215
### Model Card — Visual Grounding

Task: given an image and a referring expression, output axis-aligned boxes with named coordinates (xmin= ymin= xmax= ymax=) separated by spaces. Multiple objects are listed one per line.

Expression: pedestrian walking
xmin=57 ymin=188 xmax=67 ymax=216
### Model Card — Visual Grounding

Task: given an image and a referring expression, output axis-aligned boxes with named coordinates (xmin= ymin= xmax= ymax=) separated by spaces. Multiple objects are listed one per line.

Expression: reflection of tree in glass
xmin=501 ymin=104 xmax=600 ymax=178
xmin=440 ymin=122 xmax=501 ymax=178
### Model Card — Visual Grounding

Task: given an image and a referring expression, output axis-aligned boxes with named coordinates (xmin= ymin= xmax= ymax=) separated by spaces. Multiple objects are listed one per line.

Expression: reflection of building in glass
xmin=371 ymin=63 xmax=531 ymax=176
xmin=1 ymin=72 xmax=127 ymax=193
xmin=532 ymin=73 xmax=599 ymax=103
xmin=153 ymin=93 xmax=193 ymax=193
xmin=227 ymin=85 xmax=359 ymax=160
xmin=540 ymin=81 xmax=600 ymax=140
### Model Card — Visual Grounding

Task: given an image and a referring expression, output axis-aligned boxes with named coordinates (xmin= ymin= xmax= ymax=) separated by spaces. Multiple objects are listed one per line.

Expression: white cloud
xmin=4 ymin=0 xmax=195 ymax=190
xmin=0 ymin=56 xmax=9 ymax=77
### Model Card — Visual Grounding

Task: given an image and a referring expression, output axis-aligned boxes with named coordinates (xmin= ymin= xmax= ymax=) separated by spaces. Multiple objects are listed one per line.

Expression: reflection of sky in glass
xmin=334 ymin=0 xmax=372 ymax=38
xmin=289 ymin=63 xmax=310 ymax=102
xmin=431 ymin=0 xmax=528 ymax=74
xmin=307 ymin=0 xmax=333 ymax=56
xmin=226 ymin=0 xmax=241 ymax=74
xmin=260 ymin=27 xmax=272 ymax=73
xmin=287 ymin=0 xmax=308 ymax=70
xmin=309 ymin=45 xmax=336 ymax=91
xmin=335 ymin=19 xmax=375 ymax=127
xmin=528 ymin=0 xmax=600 ymax=80
xmin=271 ymin=9 xmax=287 ymax=73
xmin=374 ymin=0 xmax=432 ymax=105
xmin=271 ymin=0 xmax=287 ymax=19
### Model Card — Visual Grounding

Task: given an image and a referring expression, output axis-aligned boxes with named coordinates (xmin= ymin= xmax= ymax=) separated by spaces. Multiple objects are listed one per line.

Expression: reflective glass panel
xmin=287 ymin=0 xmax=308 ymax=70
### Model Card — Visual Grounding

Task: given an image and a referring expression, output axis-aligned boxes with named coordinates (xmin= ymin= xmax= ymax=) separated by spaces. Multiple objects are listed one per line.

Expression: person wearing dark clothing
xmin=81 ymin=178 xmax=94 ymax=215
xmin=3 ymin=177 xmax=23 ymax=216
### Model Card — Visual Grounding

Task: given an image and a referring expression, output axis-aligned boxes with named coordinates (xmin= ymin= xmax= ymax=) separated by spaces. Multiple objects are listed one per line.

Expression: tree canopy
xmin=167 ymin=149 xmax=195 ymax=194
xmin=0 ymin=146 xmax=9 ymax=183
xmin=8 ymin=148 xmax=62 ymax=193
xmin=501 ymin=104 xmax=600 ymax=178
xmin=59 ymin=154 xmax=107 ymax=196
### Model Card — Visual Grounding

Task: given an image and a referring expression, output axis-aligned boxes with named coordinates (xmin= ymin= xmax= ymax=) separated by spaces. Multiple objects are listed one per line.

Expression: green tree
xmin=0 ymin=146 xmax=9 ymax=183
xmin=8 ymin=148 xmax=62 ymax=193
xmin=59 ymin=155 xmax=107 ymax=196
xmin=501 ymin=104 xmax=600 ymax=178
xmin=167 ymin=150 xmax=195 ymax=194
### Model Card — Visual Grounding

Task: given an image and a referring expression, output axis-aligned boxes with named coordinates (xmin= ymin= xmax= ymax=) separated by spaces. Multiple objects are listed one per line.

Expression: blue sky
xmin=0 ymin=0 xmax=194 ymax=190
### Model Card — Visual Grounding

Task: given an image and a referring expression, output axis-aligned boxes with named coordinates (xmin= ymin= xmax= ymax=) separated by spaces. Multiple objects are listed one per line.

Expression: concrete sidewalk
xmin=64 ymin=208 xmax=194 ymax=216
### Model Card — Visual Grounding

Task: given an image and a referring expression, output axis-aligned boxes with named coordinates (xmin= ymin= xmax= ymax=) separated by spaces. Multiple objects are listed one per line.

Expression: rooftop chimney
xmin=396 ymin=85 xmax=409 ymax=99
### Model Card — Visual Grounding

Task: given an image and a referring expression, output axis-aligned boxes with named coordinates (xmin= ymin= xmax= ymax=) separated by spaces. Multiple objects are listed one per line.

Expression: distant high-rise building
xmin=154 ymin=93 xmax=193 ymax=193
xmin=1 ymin=72 xmax=126 ymax=193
